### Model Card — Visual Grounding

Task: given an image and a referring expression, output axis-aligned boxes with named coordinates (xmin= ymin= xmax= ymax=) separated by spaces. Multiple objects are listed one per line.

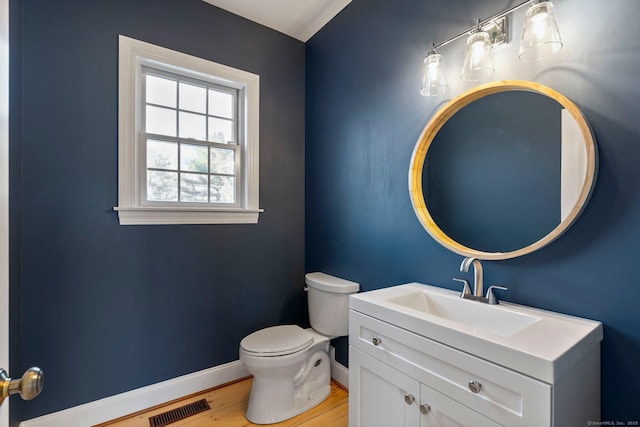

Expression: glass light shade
xmin=420 ymin=53 xmax=449 ymax=96
xmin=519 ymin=1 xmax=563 ymax=60
xmin=460 ymin=31 xmax=494 ymax=81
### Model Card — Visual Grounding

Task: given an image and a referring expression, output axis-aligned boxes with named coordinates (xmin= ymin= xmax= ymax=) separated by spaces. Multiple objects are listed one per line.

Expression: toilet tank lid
xmin=305 ymin=272 xmax=359 ymax=293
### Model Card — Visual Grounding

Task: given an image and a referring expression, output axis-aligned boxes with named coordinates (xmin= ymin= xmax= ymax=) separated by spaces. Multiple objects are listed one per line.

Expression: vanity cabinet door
xmin=420 ymin=383 xmax=501 ymax=427
xmin=349 ymin=347 xmax=421 ymax=427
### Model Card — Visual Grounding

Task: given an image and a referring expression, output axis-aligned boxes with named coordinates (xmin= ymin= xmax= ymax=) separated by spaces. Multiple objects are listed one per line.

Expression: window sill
xmin=113 ymin=206 xmax=263 ymax=225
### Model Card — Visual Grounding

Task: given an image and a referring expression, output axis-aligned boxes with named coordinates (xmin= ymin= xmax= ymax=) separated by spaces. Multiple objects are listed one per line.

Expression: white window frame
xmin=115 ymin=35 xmax=261 ymax=225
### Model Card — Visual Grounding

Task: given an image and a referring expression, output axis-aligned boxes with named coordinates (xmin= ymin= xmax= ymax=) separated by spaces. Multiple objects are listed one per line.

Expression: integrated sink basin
xmin=350 ymin=283 xmax=603 ymax=383
xmin=385 ymin=288 xmax=540 ymax=337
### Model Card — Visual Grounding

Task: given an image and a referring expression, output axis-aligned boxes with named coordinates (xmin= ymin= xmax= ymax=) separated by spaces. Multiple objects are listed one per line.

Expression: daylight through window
xmin=143 ymin=68 xmax=241 ymax=206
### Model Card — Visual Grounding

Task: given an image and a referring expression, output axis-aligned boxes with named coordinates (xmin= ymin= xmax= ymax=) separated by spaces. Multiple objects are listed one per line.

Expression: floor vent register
xmin=149 ymin=398 xmax=211 ymax=426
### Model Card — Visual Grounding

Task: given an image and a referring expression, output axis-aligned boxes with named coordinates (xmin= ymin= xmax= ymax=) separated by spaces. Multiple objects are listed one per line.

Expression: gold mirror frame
xmin=409 ymin=80 xmax=598 ymax=260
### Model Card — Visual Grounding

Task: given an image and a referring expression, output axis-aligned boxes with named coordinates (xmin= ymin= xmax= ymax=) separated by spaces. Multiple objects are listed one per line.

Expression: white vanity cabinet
xmin=348 ymin=284 xmax=603 ymax=427
xmin=350 ymin=347 xmax=500 ymax=427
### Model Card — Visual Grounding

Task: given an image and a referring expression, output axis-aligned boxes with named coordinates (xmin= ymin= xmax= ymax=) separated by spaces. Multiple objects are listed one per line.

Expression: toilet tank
xmin=305 ymin=272 xmax=360 ymax=338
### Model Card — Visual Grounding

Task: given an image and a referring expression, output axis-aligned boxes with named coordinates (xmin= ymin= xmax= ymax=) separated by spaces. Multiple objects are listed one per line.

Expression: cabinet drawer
xmin=350 ymin=310 xmax=551 ymax=427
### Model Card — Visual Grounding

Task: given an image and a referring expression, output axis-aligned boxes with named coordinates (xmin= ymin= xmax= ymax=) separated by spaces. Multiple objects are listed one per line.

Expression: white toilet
xmin=239 ymin=272 xmax=359 ymax=424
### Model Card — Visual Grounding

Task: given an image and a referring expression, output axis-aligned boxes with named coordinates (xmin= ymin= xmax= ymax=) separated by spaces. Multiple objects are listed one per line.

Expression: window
xmin=116 ymin=36 xmax=260 ymax=225
xmin=143 ymin=69 xmax=241 ymax=205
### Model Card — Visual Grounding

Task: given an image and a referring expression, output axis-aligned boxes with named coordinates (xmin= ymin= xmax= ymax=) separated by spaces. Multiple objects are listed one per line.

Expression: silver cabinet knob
xmin=420 ymin=403 xmax=431 ymax=414
xmin=372 ymin=337 xmax=382 ymax=346
xmin=404 ymin=394 xmax=415 ymax=405
xmin=468 ymin=380 xmax=482 ymax=393
xmin=0 ymin=367 xmax=44 ymax=405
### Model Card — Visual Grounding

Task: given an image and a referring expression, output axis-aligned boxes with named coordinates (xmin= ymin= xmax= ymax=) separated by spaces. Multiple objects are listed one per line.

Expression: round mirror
xmin=409 ymin=81 xmax=597 ymax=260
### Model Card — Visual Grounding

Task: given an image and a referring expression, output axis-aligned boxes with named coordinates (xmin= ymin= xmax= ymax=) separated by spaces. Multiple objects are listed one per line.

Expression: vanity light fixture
xmin=519 ymin=1 xmax=563 ymax=60
xmin=460 ymin=21 xmax=494 ymax=82
xmin=420 ymin=44 xmax=449 ymax=96
xmin=420 ymin=0 xmax=563 ymax=95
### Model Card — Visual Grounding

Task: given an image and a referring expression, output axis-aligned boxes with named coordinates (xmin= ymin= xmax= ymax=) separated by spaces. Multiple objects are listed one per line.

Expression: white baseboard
xmin=330 ymin=346 xmax=349 ymax=389
xmin=20 ymin=350 xmax=349 ymax=427
xmin=19 ymin=360 xmax=249 ymax=427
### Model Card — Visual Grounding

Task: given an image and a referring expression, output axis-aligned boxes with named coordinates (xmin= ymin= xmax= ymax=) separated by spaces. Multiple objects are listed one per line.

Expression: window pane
xmin=181 ymin=143 xmax=208 ymax=173
xmin=147 ymin=171 xmax=178 ymax=201
xmin=179 ymin=112 xmax=206 ymax=140
xmin=209 ymin=89 xmax=234 ymax=119
xmin=146 ymin=75 xmax=176 ymax=108
xmin=210 ymin=175 xmax=235 ymax=203
xmin=181 ymin=173 xmax=208 ymax=202
xmin=179 ymin=82 xmax=206 ymax=113
xmin=146 ymin=106 xmax=176 ymax=137
xmin=210 ymin=147 xmax=235 ymax=175
xmin=208 ymin=117 xmax=234 ymax=143
xmin=147 ymin=140 xmax=178 ymax=170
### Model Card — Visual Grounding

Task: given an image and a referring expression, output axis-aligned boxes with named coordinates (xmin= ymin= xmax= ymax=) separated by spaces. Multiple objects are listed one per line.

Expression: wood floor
xmin=97 ymin=378 xmax=348 ymax=427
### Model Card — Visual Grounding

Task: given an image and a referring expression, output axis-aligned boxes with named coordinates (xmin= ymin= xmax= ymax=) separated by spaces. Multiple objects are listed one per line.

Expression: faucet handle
xmin=453 ymin=278 xmax=472 ymax=297
xmin=486 ymin=286 xmax=508 ymax=305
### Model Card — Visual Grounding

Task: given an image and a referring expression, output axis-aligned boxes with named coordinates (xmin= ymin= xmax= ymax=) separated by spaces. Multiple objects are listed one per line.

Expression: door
xmin=349 ymin=347 xmax=421 ymax=427
xmin=420 ymin=384 xmax=501 ymax=427
xmin=1 ymin=0 xmax=10 ymax=425
xmin=0 ymin=3 xmax=43 ymax=426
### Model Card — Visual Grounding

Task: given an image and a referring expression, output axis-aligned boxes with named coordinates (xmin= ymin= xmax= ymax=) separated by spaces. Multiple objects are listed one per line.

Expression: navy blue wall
xmin=307 ymin=0 xmax=640 ymax=420
xmin=13 ymin=0 xmax=305 ymax=421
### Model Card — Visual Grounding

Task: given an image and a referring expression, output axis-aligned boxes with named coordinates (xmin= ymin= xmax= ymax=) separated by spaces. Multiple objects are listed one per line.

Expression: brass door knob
xmin=0 ymin=367 xmax=44 ymax=405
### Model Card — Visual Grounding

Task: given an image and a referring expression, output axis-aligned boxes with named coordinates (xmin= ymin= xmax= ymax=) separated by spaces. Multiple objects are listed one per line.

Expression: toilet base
xmin=246 ymin=376 xmax=331 ymax=424
xmin=243 ymin=335 xmax=332 ymax=425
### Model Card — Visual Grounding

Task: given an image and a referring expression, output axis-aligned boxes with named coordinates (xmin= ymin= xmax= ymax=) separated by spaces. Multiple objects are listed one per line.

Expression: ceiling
xmin=201 ymin=0 xmax=352 ymax=42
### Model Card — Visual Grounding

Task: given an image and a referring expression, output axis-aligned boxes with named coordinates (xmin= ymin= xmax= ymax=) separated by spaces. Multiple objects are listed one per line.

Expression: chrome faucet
xmin=455 ymin=257 xmax=508 ymax=305
xmin=460 ymin=257 xmax=483 ymax=297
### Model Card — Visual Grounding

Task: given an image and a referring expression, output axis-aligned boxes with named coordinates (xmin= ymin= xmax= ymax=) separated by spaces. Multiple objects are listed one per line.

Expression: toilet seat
xmin=240 ymin=325 xmax=313 ymax=357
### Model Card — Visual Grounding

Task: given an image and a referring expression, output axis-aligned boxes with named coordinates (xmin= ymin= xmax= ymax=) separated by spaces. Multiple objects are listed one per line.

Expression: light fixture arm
xmin=431 ymin=0 xmax=534 ymax=50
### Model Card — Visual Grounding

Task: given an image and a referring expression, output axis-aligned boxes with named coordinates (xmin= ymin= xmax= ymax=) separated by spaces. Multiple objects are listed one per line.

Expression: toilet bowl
xmin=239 ymin=272 xmax=359 ymax=424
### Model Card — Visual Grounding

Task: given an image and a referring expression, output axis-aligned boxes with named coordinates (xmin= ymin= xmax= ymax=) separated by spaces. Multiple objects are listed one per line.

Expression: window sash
xmin=143 ymin=67 xmax=240 ymax=140
xmin=140 ymin=67 xmax=243 ymax=207
xmin=141 ymin=135 xmax=241 ymax=206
